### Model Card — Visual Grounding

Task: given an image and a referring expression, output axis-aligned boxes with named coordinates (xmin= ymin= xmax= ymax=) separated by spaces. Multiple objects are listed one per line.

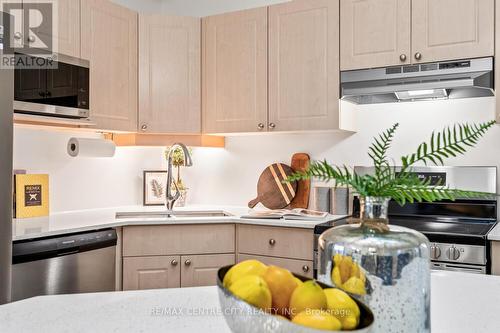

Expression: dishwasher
xmin=12 ymin=228 xmax=117 ymax=301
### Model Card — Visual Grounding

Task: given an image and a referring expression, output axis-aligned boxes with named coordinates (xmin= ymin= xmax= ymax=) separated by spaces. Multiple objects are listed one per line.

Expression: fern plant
xmin=289 ymin=121 xmax=496 ymax=205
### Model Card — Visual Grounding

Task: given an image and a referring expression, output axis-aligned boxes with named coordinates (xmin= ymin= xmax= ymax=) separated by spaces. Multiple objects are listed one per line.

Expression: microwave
xmin=14 ymin=53 xmax=89 ymax=119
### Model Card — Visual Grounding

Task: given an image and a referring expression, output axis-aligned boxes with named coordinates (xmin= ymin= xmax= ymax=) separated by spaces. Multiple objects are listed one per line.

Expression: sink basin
xmin=115 ymin=210 xmax=232 ymax=219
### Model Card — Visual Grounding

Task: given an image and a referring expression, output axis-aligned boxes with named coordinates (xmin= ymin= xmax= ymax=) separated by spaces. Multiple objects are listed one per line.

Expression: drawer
xmin=237 ymin=225 xmax=313 ymax=260
xmin=123 ymin=224 xmax=235 ymax=256
xmin=238 ymin=254 xmax=313 ymax=278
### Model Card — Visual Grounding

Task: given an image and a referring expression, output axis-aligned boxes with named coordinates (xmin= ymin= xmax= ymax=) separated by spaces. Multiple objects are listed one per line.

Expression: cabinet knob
xmin=269 ymin=239 xmax=276 ymax=246
xmin=257 ymin=123 xmax=265 ymax=130
xmin=14 ymin=32 xmax=22 ymax=40
xmin=414 ymin=52 xmax=422 ymax=60
xmin=399 ymin=54 xmax=407 ymax=62
xmin=141 ymin=124 xmax=148 ymax=131
xmin=268 ymin=123 xmax=276 ymax=129
xmin=184 ymin=259 xmax=192 ymax=266
xmin=302 ymin=265 xmax=310 ymax=273
xmin=171 ymin=259 xmax=178 ymax=266
xmin=27 ymin=35 xmax=36 ymax=43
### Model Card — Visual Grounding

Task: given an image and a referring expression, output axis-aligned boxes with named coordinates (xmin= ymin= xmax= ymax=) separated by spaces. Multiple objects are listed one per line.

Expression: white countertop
xmin=13 ymin=205 xmax=344 ymax=241
xmin=1 ymin=271 xmax=499 ymax=333
xmin=487 ymin=222 xmax=500 ymax=241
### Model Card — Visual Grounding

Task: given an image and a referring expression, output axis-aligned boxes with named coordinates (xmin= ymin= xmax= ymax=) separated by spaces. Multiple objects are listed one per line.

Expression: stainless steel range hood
xmin=341 ymin=57 xmax=494 ymax=104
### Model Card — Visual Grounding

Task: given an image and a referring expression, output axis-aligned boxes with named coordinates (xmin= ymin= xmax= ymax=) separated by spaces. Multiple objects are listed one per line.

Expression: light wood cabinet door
xmin=202 ymin=7 xmax=268 ymax=134
xmin=238 ymin=254 xmax=313 ymax=278
xmin=181 ymin=254 xmax=235 ymax=287
xmin=411 ymin=0 xmax=494 ymax=63
xmin=81 ymin=0 xmax=138 ymax=131
xmin=139 ymin=15 xmax=201 ymax=134
xmin=122 ymin=224 xmax=235 ymax=257
xmin=237 ymin=225 xmax=313 ymax=261
xmin=340 ymin=0 xmax=411 ymax=70
xmin=123 ymin=256 xmax=180 ymax=290
xmin=28 ymin=0 xmax=80 ymax=58
xmin=269 ymin=0 xmax=340 ymax=131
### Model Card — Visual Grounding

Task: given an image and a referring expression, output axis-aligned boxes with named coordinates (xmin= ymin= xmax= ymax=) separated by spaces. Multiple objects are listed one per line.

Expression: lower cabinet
xmin=238 ymin=254 xmax=313 ymax=278
xmin=123 ymin=254 xmax=235 ymax=290
xmin=123 ymin=255 xmax=181 ymax=290
xmin=181 ymin=254 xmax=235 ymax=287
xmin=491 ymin=241 xmax=500 ymax=275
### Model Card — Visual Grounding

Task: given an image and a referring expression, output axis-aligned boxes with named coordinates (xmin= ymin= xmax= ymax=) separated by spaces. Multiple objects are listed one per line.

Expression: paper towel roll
xmin=67 ymin=138 xmax=116 ymax=158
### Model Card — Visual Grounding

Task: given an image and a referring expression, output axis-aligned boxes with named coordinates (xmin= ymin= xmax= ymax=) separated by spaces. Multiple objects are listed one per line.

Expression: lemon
xmin=229 ymin=275 xmax=272 ymax=310
xmin=289 ymin=280 xmax=327 ymax=318
xmin=263 ymin=266 xmax=299 ymax=316
xmin=342 ymin=276 xmax=366 ymax=296
xmin=293 ymin=277 xmax=304 ymax=287
xmin=223 ymin=260 xmax=268 ymax=288
xmin=292 ymin=309 xmax=342 ymax=331
xmin=324 ymin=288 xmax=360 ymax=330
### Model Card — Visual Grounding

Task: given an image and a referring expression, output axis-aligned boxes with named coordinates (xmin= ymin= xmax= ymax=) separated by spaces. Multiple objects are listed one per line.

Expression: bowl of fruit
xmin=217 ymin=260 xmax=374 ymax=332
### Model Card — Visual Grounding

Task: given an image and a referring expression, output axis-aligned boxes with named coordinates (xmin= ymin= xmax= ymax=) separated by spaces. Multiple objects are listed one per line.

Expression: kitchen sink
xmin=115 ymin=210 xmax=232 ymax=219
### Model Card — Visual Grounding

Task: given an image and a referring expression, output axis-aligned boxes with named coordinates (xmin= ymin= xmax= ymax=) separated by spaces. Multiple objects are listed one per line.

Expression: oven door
xmin=431 ymin=262 xmax=486 ymax=274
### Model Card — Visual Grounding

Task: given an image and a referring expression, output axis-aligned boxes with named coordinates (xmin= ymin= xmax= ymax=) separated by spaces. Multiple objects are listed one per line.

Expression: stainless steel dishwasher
xmin=11 ymin=229 xmax=117 ymax=301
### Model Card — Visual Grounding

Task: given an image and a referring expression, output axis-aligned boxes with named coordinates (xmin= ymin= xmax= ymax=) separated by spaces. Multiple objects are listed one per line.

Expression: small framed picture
xmin=143 ymin=171 xmax=168 ymax=206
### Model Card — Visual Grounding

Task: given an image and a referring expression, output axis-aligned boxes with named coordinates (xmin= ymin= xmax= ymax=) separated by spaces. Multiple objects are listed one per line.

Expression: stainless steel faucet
xmin=165 ymin=143 xmax=193 ymax=210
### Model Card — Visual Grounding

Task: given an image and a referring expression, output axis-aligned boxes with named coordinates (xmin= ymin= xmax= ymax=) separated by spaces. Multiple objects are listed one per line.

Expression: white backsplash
xmin=13 ymin=97 xmax=500 ymax=212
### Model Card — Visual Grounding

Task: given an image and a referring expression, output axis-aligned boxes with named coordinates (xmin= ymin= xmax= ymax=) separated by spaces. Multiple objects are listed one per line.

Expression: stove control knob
xmin=447 ymin=246 xmax=460 ymax=260
xmin=430 ymin=244 xmax=441 ymax=259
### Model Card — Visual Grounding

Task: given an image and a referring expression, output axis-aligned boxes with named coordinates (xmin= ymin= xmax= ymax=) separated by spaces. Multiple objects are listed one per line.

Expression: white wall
xmin=111 ymin=0 xmax=290 ymax=16
xmin=183 ymin=97 xmax=500 ymax=206
xmin=13 ymin=97 xmax=500 ymax=212
xmin=13 ymin=127 xmax=165 ymax=212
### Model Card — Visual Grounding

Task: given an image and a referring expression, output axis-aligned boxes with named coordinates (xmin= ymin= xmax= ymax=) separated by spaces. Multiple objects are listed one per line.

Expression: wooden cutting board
xmin=248 ymin=163 xmax=298 ymax=209
xmin=287 ymin=153 xmax=311 ymax=209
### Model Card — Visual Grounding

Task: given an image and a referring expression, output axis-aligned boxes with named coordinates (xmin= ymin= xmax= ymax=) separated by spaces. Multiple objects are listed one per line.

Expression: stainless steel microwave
xmin=14 ymin=53 xmax=89 ymax=119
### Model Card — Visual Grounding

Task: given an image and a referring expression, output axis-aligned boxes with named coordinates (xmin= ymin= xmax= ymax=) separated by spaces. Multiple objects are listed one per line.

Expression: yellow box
xmin=14 ymin=174 xmax=49 ymax=218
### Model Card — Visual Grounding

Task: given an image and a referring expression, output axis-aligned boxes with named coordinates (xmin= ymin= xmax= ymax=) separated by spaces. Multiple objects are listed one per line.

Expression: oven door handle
xmin=432 ymin=262 xmax=486 ymax=274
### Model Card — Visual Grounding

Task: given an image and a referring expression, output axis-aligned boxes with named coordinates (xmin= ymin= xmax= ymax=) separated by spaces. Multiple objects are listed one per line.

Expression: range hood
xmin=341 ymin=57 xmax=494 ymax=104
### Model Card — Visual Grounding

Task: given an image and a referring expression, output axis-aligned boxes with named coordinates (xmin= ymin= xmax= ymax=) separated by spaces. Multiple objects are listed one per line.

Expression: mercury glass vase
xmin=318 ymin=196 xmax=430 ymax=333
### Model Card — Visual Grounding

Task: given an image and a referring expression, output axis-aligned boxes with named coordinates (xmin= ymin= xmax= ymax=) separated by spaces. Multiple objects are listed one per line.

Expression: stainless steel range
xmin=314 ymin=166 xmax=497 ymax=275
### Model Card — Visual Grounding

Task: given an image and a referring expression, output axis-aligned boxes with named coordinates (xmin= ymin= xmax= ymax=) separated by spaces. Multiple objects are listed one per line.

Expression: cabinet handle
xmin=14 ymin=32 xmax=22 ymax=40
xmin=399 ymin=54 xmax=407 ymax=62
xmin=269 ymin=239 xmax=276 ymax=246
xmin=257 ymin=123 xmax=265 ymax=130
xmin=171 ymin=259 xmax=178 ymax=266
xmin=27 ymin=35 xmax=35 ymax=43
xmin=184 ymin=259 xmax=192 ymax=266
xmin=268 ymin=123 xmax=276 ymax=129
xmin=414 ymin=52 xmax=422 ymax=61
xmin=141 ymin=124 xmax=148 ymax=131
xmin=302 ymin=265 xmax=310 ymax=273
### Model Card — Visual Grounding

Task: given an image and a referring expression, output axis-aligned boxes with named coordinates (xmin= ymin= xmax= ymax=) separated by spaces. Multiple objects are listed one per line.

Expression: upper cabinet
xmin=341 ymin=0 xmax=494 ymax=70
xmin=411 ymin=0 xmax=494 ymax=64
xmin=139 ymin=15 xmax=201 ymax=134
xmin=202 ymin=8 xmax=268 ymax=134
xmin=15 ymin=0 xmax=80 ymax=58
xmin=54 ymin=0 xmax=81 ymax=58
xmin=340 ymin=0 xmax=411 ymax=70
xmin=268 ymin=0 xmax=340 ymax=131
xmin=81 ymin=0 xmax=138 ymax=132
xmin=202 ymin=1 xmax=348 ymax=134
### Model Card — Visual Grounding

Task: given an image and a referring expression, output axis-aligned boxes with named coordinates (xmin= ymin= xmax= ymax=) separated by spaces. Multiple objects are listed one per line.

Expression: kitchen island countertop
xmin=13 ymin=205 xmax=344 ymax=241
xmin=1 ymin=270 xmax=499 ymax=333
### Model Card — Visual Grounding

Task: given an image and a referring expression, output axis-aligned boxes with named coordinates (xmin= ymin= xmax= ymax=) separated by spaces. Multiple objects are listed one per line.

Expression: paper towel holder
xmin=67 ymin=137 xmax=116 ymax=158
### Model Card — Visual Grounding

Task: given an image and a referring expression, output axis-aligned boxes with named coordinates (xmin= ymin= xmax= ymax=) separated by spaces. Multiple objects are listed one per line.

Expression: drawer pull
xmin=184 ymin=259 xmax=192 ymax=266
xmin=171 ymin=259 xmax=178 ymax=266
xmin=302 ymin=265 xmax=310 ymax=273
xmin=269 ymin=239 xmax=276 ymax=246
